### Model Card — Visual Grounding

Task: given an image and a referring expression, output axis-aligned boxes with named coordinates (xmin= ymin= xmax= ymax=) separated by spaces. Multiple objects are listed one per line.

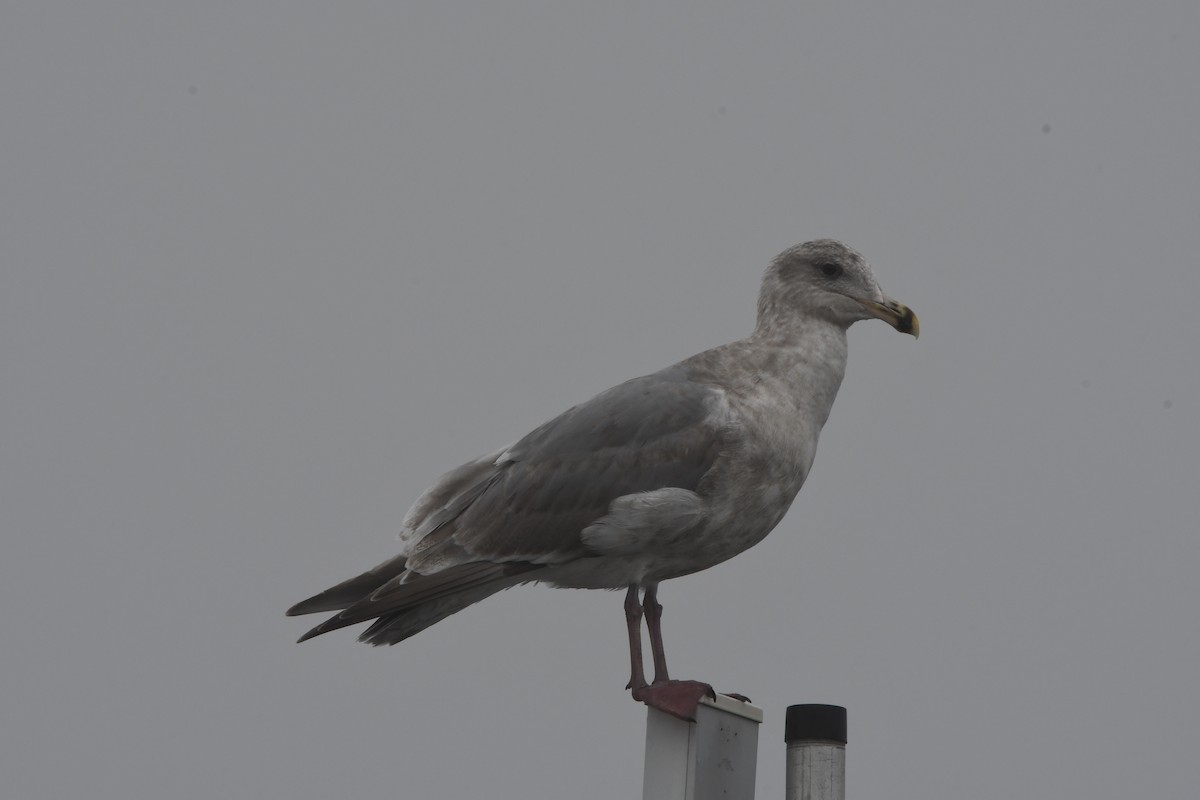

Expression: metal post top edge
xmin=699 ymin=692 xmax=764 ymax=723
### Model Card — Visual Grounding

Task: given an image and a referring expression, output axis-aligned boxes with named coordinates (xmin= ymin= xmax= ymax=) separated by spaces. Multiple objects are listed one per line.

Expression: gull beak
xmin=855 ymin=296 xmax=920 ymax=338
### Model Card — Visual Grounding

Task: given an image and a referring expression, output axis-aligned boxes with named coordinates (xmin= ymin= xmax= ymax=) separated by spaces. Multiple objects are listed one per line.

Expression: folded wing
xmin=288 ymin=366 xmax=729 ymax=644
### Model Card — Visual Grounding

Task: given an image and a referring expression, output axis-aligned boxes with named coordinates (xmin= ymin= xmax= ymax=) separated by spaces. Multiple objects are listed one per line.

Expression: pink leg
xmin=626 ymin=584 xmax=714 ymax=722
xmin=624 ymin=584 xmax=647 ymax=692
xmin=643 ymin=584 xmax=670 ymax=684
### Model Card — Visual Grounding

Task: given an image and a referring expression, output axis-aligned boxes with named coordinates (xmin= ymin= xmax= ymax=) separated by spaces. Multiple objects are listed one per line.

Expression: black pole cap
xmin=785 ymin=704 xmax=847 ymax=744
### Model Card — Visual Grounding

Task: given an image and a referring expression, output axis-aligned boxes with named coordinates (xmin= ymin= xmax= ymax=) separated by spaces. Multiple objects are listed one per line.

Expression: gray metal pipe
xmin=784 ymin=705 xmax=846 ymax=800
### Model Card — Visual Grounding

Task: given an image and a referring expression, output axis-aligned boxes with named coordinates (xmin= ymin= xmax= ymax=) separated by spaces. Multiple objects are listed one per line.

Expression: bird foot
xmin=631 ymin=680 xmax=716 ymax=722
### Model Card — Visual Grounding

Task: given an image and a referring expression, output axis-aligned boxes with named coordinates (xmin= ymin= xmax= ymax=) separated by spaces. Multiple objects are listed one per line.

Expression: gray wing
xmin=402 ymin=366 xmax=729 ymax=572
xmin=287 ymin=366 xmax=729 ymax=645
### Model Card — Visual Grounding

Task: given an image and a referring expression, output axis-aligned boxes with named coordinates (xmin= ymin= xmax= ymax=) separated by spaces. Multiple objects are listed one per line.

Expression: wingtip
xmin=285 ymin=599 xmax=320 ymax=617
xmin=295 ymin=625 xmax=324 ymax=644
xmin=285 ymin=596 xmax=338 ymax=617
xmin=295 ymin=609 xmax=356 ymax=643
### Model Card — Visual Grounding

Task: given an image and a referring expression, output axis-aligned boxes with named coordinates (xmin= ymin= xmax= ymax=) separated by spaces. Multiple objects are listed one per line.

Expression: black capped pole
xmin=785 ymin=705 xmax=846 ymax=800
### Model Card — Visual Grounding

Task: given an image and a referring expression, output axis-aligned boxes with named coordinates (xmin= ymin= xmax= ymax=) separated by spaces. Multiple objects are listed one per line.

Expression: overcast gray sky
xmin=3 ymin=2 xmax=1198 ymax=798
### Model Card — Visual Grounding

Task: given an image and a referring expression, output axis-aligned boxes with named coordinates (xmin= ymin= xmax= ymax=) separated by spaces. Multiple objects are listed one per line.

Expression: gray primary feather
xmin=285 ymin=553 xmax=410 ymax=616
xmin=288 ymin=239 xmax=917 ymax=646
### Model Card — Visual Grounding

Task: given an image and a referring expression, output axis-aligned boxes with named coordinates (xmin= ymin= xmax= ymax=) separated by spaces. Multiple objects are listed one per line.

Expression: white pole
xmin=784 ymin=704 xmax=846 ymax=800
xmin=642 ymin=693 xmax=763 ymax=800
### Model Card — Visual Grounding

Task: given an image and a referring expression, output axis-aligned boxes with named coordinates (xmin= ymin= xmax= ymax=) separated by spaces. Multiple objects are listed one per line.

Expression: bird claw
xmin=631 ymin=680 xmax=716 ymax=722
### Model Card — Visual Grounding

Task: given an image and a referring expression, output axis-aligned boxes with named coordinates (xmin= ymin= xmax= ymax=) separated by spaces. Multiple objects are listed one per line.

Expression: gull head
xmin=758 ymin=239 xmax=919 ymax=337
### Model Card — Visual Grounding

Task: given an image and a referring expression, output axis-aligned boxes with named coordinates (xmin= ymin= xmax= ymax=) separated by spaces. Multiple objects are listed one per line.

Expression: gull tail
xmin=289 ymin=561 xmax=544 ymax=646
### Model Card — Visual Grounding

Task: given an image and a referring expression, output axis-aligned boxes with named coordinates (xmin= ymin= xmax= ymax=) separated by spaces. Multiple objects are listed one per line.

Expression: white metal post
xmin=784 ymin=704 xmax=846 ymax=800
xmin=642 ymin=693 xmax=763 ymax=800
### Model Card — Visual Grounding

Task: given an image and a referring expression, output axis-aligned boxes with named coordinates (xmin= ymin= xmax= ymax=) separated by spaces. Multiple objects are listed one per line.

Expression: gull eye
xmin=819 ymin=263 xmax=843 ymax=278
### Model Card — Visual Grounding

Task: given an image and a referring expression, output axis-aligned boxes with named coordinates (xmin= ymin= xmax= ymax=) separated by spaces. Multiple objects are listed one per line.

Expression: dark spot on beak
xmin=896 ymin=307 xmax=916 ymax=334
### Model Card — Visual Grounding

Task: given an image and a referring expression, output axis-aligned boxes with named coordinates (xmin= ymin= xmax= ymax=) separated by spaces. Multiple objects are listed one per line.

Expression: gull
xmin=287 ymin=239 xmax=918 ymax=720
